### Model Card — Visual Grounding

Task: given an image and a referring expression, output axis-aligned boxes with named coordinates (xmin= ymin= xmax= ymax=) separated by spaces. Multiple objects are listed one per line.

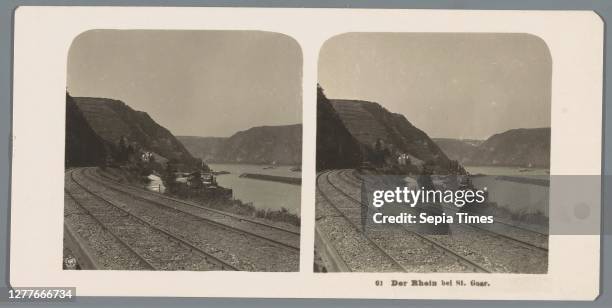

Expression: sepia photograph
xmin=9 ymin=6 xmax=602 ymax=299
xmin=63 ymin=30 xmax=302 ymax=271
xmin=315 ymin=33 xmax=551 ymax=273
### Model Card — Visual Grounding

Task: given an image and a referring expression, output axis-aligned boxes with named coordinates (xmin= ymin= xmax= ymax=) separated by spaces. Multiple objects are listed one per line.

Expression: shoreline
xmin=239 ymin=173 xmax=301 ymax=185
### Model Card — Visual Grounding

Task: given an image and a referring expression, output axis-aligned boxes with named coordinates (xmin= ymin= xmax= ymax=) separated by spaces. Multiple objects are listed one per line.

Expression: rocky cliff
xmin=65 ymin=93 xmax=110 ymax=167
xmin=72 ymin=96 xmax=201 ymax=168
xmin=329 ymin=98 xmax=453 ymax=172
xmin=316 ymin=86 xmax=363 ymax=170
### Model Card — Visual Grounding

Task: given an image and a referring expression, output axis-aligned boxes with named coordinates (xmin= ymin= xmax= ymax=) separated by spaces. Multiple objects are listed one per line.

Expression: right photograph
xmin=315 ymin=33 xmax=551 ymax=273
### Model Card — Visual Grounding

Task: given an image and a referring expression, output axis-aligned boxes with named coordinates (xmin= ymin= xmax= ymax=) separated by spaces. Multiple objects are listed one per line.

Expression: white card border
xmin=10 ymin=7 xmax=603 ymax=300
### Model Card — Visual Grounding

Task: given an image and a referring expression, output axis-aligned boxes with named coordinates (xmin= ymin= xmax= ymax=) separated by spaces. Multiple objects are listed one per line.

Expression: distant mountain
xmin=470 ymin=128 xmax=550 ymax=168
xmin=329 ymin=98 xmax=454 ymax=172
xmin=316 ymin=85 xmax=363 ymax=170
xmin=73 ymin=96 xmax=201 ymax=169
xmin=432 ymin=138 xmax=483 ymax=164
xmin=434 ymin=128 xmax=550 ymax=168
xmin=65 ymin=93 xmax=110 ymax=167
xmin=176 ymin=136 xmax=227 ymax=162
xmin=179 ymin=124 xmax=302 ymax=165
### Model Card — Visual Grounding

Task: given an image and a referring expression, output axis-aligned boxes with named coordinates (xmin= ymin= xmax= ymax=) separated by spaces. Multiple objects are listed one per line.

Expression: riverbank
xmin=464 ymin=165 xmax=549 ymax=176
xmin=95 ymin=166 xmax=301 ymax=227
xmin=239 ymin=173 xmax=301 ymax=185
xmin=208 ymin=163 xmax=301 ymax=215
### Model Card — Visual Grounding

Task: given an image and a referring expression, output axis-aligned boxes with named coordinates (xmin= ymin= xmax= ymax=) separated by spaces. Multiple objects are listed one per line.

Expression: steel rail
xmin=337 ymin=169 xmax=549 ymax=252
xmin=316 ymin=171 xmax=408 ymax=272
xmin=69 ymin=169 xmax=239 ymax=270
xmin=64 ymin=188 xmax=157 ymax=270
xmin=92 ymin=167 xmax=300 ymax=236
xmin=325 ymin=170 xmax=491 ymax=273
xmin=81 ymin=168 xmax=299 ymax=252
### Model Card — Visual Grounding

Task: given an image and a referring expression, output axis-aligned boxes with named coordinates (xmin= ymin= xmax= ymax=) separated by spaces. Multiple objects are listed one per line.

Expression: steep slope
xmin=73 ymin=97 xmax=200 ymax=168
xmin=433 ymin=138 xmax=483 ymax=164
xmin=65 ymin=93 xmax=110 ymax=167
xmin=468 ymin=128 xmax=550 ymax=168
xmin=176 ymin=136 xmax=227 ymax=162
xmin=329 ymin=99 xmax=452 ymax=171
xmin=316 ymin=86 xmax=363 ymax=170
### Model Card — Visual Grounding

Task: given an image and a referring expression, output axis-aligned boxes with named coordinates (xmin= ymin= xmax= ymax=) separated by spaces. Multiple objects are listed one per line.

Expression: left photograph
xmin=63 ymin=30 xmax=302 ymax=271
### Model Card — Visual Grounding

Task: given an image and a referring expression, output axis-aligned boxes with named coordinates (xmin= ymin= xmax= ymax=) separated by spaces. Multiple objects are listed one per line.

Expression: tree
xmin=372 ymin=139 xmax=388 ymax=167
xmin=417 ymin=164 xmax=435 ymax=190
xmin=162 ymin=162 xmax=178 ymax=194
xmin=127 ymin=144 xmax=135 ymax=162
xmin=118 ymin=136 xmax=129 ymax=163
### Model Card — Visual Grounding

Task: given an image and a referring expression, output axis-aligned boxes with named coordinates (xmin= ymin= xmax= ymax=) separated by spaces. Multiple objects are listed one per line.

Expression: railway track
xmin=316 ymin=172 xmax=407 ymax=272
xmin=326 ymin=169 xmax=548 ymax=273
xmin=344 ymin=168 xmax=548 ymax=236
xmin=66 ymin=169 xmax=237 ymax=270
xmin=337 ymin=169 xmax=549 ymax=251
xmin=83 ymin=168 xmax=299 ymax=251
xmin=65 ymin=168 xmax=299 ymax=271
xmin=64 ymin=189 xmax=156 ymax=270
xmin=92 ymin=167 xmax=300 ymax=236
xmin=319 ymin=171 xmax=489 ymax=273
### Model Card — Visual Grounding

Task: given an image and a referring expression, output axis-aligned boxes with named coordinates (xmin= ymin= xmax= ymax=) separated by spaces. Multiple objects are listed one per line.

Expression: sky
xmin=67 ymin=30 xmax=302 ymax=137
xmin=318 ymin=33 xmax=552 ymax=140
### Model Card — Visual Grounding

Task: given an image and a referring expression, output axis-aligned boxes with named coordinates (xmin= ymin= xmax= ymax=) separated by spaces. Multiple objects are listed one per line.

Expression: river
xmin=207 ymin=163 xmax=301 ymax=214
xmin=464 ymin=165 xmax=550 ymax=216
